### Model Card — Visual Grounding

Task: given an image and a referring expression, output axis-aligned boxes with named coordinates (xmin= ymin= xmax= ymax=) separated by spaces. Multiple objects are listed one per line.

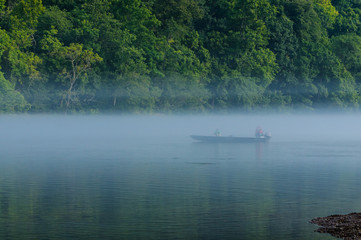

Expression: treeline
xmin=0 ymin=0 xmax=361 ymax=113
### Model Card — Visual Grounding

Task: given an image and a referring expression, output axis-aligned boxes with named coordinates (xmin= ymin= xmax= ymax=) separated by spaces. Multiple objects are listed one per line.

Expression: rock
xmin=310 ymin=212 xmax=361 ymax=239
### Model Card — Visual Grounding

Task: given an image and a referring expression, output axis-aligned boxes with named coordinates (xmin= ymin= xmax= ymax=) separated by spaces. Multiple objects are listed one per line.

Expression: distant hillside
xmin=0 ymin=0 xmax=360 ymax=113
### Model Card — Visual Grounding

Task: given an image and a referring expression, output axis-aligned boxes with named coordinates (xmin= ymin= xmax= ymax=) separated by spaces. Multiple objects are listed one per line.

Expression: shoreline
xmin=311 ymin=212 xmax=361 ymax=239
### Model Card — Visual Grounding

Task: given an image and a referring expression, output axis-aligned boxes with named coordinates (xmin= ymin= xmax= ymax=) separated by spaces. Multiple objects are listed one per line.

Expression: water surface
xmin=0 ymin=115 xmax=360 ymax=240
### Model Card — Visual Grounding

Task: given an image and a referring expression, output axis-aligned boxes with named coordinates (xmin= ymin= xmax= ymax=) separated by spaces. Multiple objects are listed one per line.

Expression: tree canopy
xmin=0 ymin=0 xmax=360 ymax=113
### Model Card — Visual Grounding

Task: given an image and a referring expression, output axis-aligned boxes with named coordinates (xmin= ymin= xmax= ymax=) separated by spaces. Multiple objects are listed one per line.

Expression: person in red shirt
xmin=255 ymin=126 xmax=263 ymax=138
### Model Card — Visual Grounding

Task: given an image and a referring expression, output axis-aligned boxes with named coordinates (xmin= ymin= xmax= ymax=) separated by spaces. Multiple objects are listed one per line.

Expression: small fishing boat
xmin=190 ymin=135 xmax=271 ymax=143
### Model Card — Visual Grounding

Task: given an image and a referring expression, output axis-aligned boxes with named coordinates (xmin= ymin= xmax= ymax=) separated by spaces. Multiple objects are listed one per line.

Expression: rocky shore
xmin=310 ymin=212 xmax=361 ymax=239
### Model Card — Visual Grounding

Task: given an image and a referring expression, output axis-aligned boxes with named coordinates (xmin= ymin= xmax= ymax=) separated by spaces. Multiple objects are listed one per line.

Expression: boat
xmin=190 ymin=135 xmax=271 ymax=143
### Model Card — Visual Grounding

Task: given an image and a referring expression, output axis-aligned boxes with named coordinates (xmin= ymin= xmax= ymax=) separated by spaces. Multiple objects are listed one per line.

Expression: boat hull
xmin=190 ymin=135 xmax=271 ymax=143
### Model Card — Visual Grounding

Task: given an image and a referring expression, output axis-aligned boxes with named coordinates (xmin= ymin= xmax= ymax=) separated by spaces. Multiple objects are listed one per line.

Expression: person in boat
xmin=214 ymin=129 xmax=221 ymax=136
xmin=255 ymin=126 xmax=264 ymax=138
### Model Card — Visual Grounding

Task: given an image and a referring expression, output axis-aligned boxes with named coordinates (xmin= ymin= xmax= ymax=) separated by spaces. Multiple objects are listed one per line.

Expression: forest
xmin=0 ymin=0 xmax=361 ymax=113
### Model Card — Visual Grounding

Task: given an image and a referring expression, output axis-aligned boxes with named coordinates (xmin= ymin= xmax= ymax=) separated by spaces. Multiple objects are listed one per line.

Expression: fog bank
xmin=1 ymin=114 xmax=361 ymax=144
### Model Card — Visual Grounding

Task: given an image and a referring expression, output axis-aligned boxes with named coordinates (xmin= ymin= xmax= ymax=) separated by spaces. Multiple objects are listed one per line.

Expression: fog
xmin=1 ymin=113 xmax=361 ymax=143
xmin=1 ymin=113 xmax=361 ymax=240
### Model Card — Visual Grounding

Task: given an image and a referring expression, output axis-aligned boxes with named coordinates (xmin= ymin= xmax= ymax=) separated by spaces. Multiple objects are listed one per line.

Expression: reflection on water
xmin=0 ymin=115 xmax=360 ymax=240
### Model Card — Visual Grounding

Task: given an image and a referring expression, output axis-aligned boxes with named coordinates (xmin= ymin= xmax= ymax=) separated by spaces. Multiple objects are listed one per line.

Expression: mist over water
xmin=2 ymin=113 xmax=361 ymax=142
xmin=1 ymin=113 xmax=361 ymax=239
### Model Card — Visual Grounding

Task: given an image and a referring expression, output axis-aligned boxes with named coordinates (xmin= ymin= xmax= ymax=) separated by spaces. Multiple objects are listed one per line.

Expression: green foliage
xmin=283 ymin=0 xmax=325 ymax=43
xmin=314 ymin=0 xmax=339 ymax=28
xmin=0 ymin=28 xmax=42 ymax=89
xmin=37 ymin=6 xmax=73 ymax=45
xmin=148 ymin=0 xmax=205 ymax=40
xmin=56 ymin=43 xmax=102 ymax=110
xmin=0 ymin=0 xmax=360 ymax=113
xmin=9 ymin=0 xmax=45 ymax=50
xmin=110 ymin=0 xmax=163 ymax=75
xmin=0 ymin=29 xmax=11 ymax=60
xmin=12 ymin=0 xmax=45 ymax=29
xmin=215 ymin=75 xmax=267 ymax=111
xmin=332 ymin=34 xmax=361 ymax=78
xmin=156 ymin=73 xmax=210 ymax=112
xmin=0 ymin=0 xmax=5 ymax=13
xmin=267 ymin=10 xmax=299 ymax=91
xmin=331 ymin=0 xmax=361 ymax=36
xmin=233 ymin=48 xmax=278 ymax=87
xmin=111 ymin=74 xmax=161 ymax=112
xmin=0 ymin=71 xmax=30 ymax=112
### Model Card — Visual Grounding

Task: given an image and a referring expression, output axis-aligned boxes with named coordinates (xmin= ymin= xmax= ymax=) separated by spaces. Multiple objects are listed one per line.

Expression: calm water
xmin=1 ymin=115 xmax=361 ymax=240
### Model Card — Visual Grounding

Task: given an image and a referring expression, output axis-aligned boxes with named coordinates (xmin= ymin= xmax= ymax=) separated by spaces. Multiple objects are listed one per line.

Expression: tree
xmin=37 ymin=6 xmax=73 ymax=46
xmin=267 ymin=10 xmax=299 ymax=96
xmin=313 ymin=0 xmax=339 ymax=28
xmin=331 ymin=34 xmax=361 ymax=80
xmin=0 ymin=71 xmax=30 ymax=112
xmin=58 ymin=43 xmax=102 ymax=110
xmin=39 ymin=28 xmax=102 ymax=111
xmin=330 ymin=0 xmax=361 ymax=36
xmin=9 ymin=0 xmax=45 ymax=49
xmin=147 ymin=0 xmax=205 ymax=41
xmin=155 ymin=73 xmax=209 ymax=112
xmin=111 ymin=74 xmax=161 ymax=112
xmin=110 ymin=0 xmax=163 ymax=76
xmin=200 ymin=0 xmax=279 ymax=109
xmin=210 ymin=75 xmax=267 ymax=111
xmin=271 ymin=0 xmax=330 ymax=109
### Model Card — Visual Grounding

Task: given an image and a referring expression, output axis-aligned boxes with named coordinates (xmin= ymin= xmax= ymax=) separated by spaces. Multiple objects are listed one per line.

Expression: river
xmin=0 ymin=114 xmax=360 ymax=239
